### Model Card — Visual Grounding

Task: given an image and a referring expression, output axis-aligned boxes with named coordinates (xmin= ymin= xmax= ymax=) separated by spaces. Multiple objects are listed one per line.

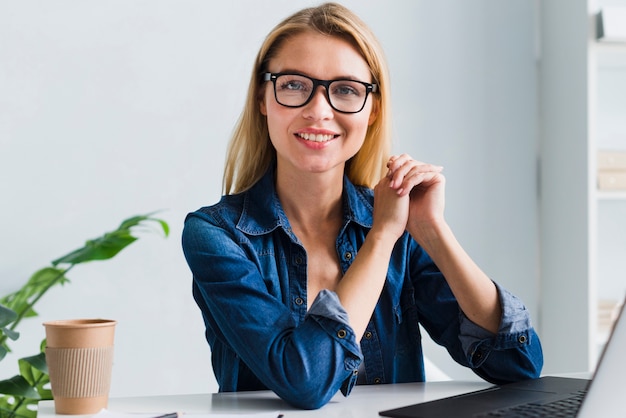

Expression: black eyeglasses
xmin=262 ymin=72 xmax=378 ymax=114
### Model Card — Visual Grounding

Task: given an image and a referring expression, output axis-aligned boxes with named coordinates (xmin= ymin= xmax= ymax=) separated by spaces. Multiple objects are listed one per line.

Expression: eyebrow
xmin=272 ymin=69 xmax=371 ymax=82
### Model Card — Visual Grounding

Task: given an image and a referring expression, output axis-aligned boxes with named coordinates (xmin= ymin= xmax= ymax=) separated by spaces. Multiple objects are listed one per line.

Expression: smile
xmin=296 ymin=133 xmax=337 ymax=143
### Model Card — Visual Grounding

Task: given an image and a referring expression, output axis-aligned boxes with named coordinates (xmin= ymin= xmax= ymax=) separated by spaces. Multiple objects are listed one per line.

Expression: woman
xmin=182 ymin=2 xmax=543 ymax=410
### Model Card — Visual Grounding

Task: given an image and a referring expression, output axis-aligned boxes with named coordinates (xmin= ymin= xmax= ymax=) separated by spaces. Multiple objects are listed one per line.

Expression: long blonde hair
xmin=223 ymin=2 xmax=392 ymax=194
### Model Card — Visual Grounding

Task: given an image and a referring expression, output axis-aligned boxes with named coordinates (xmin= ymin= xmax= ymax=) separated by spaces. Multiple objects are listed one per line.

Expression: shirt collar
xmin=237 ymin=167 xmax=373 ymax=236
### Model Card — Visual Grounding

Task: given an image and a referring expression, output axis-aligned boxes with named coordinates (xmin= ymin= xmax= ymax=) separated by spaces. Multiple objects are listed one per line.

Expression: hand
xmin=386 ymin=154 xmax=446 ymax=241
xmin=371 ymin=175 xmax=410 ymax=243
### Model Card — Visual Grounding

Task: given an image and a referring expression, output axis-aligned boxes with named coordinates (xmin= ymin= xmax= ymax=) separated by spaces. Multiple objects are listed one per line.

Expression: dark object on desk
xmin=380 ymin=299 xmax=626 ymax=417
xmin=378 ymin=376 xmax=589 ymax=418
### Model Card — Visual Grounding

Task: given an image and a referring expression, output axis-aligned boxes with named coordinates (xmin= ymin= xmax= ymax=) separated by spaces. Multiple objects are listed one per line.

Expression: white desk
xmin=38 ymin=381 xmax=494 ymax=418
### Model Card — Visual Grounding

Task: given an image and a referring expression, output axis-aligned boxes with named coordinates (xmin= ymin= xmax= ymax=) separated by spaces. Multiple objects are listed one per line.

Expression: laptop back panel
xmin=577 ymin=301 xmax=626 ymax=417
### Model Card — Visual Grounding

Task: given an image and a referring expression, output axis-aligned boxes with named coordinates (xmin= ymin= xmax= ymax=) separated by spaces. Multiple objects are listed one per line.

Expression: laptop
xmin=379 ymin=299 xmax=626 ymax=418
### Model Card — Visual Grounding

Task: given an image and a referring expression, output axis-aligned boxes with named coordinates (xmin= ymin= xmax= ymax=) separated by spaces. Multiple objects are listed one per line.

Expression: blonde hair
xmin=223 ymin=2 xmax=392 ymax=194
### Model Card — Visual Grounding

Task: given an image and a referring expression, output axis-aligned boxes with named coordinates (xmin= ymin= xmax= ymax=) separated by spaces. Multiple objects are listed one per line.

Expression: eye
xmin=331 ymin=82 xmax=363 ymax=97
xmin=277 ymin=76 xmax=311 ymax=93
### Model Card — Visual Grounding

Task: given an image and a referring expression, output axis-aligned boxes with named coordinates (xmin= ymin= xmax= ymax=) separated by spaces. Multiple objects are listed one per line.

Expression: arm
xmin=333 ymin=175 xmax=411 ymax=339
xmin=182 ymin=213 xmax=361 ymax=409
xmin=387 ymin=154 xmax=543 ymax=382
xmin=386 ymin=154 xmax=501 ymax=333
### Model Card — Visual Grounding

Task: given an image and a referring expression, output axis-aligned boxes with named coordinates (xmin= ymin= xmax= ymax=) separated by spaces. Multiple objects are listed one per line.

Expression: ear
xmin=258 ymin=84 xmax=268 ymax=116
xmin=367 ymin=98 xmax=379 ymax=126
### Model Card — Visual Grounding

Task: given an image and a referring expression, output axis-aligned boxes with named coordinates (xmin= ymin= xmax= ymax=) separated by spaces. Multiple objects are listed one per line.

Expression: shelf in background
xmin=596 ymin=190 xmax=626 ymax=200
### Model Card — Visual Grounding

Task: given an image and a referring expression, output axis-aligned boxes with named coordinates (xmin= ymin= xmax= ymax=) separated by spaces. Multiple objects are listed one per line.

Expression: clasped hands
xmin=372 ymin=154 xmax=445 ymax=244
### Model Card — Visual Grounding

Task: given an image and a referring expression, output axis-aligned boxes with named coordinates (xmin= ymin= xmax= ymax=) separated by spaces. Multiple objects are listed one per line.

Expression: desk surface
xmin=38 ymin=381 xmax=494 ymax=418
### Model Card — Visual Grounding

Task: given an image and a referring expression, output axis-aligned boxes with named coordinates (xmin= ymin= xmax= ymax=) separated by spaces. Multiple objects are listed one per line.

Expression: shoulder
xmin=185 ymin=194 xmax=245 ymax=227
xmin=185 ymin=190 xmax=244 ymax=234
xmin=181 ymin=194 xmax=248 ymax=261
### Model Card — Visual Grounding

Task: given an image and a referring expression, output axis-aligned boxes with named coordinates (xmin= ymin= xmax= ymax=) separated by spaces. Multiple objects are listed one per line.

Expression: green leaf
xmin=51 ymin=233 xmax=137 ymax=265
xmin=18 ymin=349 xmax=52 ymax=401
xmin=0 ymin=346 xmax=7 ymax=362
xmin=52 ymin=213 xmax=169 ymax=266
xmin=1 ymin=327 xmax=19 ymax=341
xmin=0 ymin=305 xmax=17 ymax=327
xmin=0 ymin=376 xmax=40 ymax=399
xmin=0 ymin=394 xmax=39 ymax=418
xmin=19 ymin=353 xmax=48 ymax=380
xmin=25 ymin=267 xmax=67 ymax=289
xmin=1 ymin=267 xmax=67 ymax=317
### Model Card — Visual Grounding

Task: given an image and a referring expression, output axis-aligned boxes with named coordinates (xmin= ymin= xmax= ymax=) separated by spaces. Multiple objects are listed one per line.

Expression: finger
xmin=387 ymin=155 xmax=442 ymax=176
xmin=395 ymin=170 xmax=442 ymax=196
xmin=387 ymin=156 xmax=418 ymax=187
xmin=386 ymin=154 xmax=413 ymax=174
xmin=389 ymin=161 xmax=443 ymax=189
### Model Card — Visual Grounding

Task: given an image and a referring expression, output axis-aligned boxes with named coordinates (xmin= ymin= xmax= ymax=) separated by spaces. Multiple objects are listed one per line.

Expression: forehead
xmin=269 ymin=31 xmax=372 ymax=81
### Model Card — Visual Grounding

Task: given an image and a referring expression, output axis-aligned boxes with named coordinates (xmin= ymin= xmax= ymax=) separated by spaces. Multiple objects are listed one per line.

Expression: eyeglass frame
xmin=262 ymin=72 xmax=378 ymax=114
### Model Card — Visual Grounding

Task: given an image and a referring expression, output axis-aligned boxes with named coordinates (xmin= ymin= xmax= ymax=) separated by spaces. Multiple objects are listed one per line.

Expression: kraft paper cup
xmin=43 ymin=319 xmax=117 ymax=415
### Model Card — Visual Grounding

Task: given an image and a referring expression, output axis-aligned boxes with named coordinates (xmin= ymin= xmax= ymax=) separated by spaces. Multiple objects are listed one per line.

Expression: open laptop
xmin=379 ymin=299 xmax=626 ymax=418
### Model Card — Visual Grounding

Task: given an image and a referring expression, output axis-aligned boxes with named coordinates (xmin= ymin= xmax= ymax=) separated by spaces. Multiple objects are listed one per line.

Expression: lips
xmin=296 ymin=132 xmax=337 ymax=143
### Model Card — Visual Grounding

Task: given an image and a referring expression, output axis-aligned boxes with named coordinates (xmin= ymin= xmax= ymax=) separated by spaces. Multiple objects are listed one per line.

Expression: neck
xmin=275 ymin=167 xmax=344 ymax=230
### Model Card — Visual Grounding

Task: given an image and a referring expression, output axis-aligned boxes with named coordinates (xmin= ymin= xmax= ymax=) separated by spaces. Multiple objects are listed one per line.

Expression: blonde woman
xmin=182 ymin=2 xmax=542 ymax=410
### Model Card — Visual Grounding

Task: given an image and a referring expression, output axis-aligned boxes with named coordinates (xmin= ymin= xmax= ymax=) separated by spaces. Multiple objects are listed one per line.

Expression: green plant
xmin=0 ymin=213 xmax=169 ymax=418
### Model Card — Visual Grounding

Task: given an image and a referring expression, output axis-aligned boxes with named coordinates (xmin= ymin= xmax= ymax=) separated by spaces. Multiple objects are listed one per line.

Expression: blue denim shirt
xmin=182 ymin=168 xmax=543 ymax=409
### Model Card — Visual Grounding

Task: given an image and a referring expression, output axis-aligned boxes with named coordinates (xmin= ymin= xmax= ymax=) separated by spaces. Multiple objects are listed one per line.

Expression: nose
xmin=302 ymin=85 xmax=334 ymax=119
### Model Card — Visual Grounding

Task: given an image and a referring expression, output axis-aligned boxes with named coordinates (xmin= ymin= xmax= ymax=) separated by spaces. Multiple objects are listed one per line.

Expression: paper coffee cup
xmin=44 ymin=319 xmax=116 ymax=415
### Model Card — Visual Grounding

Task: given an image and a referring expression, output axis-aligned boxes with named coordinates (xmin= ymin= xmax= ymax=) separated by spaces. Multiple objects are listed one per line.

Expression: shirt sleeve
xmin=458 ymin=283 xmax=533 ymax=348
xmin=457 ymin=283 xmax=544 ymax=384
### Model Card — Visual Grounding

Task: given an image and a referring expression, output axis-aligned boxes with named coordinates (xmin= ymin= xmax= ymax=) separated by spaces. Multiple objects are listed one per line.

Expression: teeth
xmin=298 ymin=133 xmax=334 ymax=142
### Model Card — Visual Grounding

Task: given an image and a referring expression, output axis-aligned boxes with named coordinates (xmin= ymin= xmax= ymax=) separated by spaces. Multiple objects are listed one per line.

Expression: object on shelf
xmin=597 ymin=7 xmax=626 ymax=42
xmin=598 ymin=150 xmax=626 ymax=170
xmin=597 ymin=172 xmax=626 ymax=190
xmin=597 ymin=150 xmax=626 ymax=190
xmin=598 ymin=299 xmax=623 ymax=336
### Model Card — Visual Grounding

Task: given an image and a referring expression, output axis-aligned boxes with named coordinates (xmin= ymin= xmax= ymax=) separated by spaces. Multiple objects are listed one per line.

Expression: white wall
xmin=0 ymin=0 xmax=539 ymax=396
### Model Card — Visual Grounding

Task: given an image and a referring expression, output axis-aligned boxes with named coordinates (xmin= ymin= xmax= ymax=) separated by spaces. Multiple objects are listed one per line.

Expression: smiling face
xmin=259 ymin=31 xmax=378 ymax=180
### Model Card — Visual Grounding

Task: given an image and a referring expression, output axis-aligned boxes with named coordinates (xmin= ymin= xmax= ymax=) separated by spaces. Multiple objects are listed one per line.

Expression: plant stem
xmin=0 ymin=266 xmax=73 ymax=347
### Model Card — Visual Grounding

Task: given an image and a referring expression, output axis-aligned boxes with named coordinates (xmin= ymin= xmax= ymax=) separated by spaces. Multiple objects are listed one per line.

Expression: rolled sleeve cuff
xmin=306 ymin=289 xmax=362 ymax=396
xmin=459 ymin=283 xmax=535 ymax=367
xmin=307 ymin=289 xmax=352 ymax=325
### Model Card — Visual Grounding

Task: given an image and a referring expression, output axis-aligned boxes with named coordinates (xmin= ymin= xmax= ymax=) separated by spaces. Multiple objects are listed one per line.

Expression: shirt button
xmin=295 ymin=256 xmax=303 ymax=264
xmin=374 ymin=377 xmax=382 ymax=384
xmin=518 ymin=335 xmax=528 ymax=344
xmin=295 ymin=297 xmax=304 ymax=306
xmin=344 ymin=252 xmax=352 ymax=260
xmin=364 ymin=331 xmax=373 ymax=339
xmin=337 ymin=329 xmax=347 ymax=338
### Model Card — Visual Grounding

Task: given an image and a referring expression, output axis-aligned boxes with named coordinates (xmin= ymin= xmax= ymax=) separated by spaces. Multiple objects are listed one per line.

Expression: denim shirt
xmin=182 ymin=168 xmax=543 ymax=410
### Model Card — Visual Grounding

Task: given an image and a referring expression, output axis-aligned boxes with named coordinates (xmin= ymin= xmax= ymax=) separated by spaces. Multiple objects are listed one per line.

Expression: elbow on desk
xmin=473 ymin=334 xmax=544 ymax=385
xmin=267 ymin=371 xmax=346 ymax=410
xmin=273 ymin=385 xmax=336 ymax=410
